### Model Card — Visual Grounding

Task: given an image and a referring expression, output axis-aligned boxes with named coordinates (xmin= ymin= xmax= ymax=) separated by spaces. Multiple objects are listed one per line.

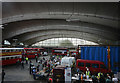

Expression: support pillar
xmin=108 ymin=46 xmax=111 ymax=70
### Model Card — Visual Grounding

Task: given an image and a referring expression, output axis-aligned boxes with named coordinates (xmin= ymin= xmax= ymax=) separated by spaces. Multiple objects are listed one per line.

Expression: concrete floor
xmin=2 ymin=56 xmax=50 ymax=83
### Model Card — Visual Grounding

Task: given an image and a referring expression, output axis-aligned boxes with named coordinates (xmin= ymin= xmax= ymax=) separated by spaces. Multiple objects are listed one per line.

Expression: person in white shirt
xmin=112 ymin=75 xmax=118 ymax=83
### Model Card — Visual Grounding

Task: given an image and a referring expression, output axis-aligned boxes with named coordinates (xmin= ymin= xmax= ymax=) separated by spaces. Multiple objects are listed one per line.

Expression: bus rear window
xmin=78 ymin=62 xmax=84 ymax=67
xmin=92 ymin=64 xmax=99 ymax=68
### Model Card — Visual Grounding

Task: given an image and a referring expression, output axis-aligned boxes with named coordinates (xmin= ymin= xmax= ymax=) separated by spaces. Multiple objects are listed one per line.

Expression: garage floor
xmin=2 ymin=56 xmax=50 ymax=83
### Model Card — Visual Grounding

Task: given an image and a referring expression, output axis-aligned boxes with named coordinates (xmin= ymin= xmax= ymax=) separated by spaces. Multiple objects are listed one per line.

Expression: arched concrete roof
xmin=23 ymin=34 xmax=113 ymax=45
xmin=9 ymin=30 xmax=112 ymax=44
xmin=2 ymin=2 xmax=120 ymax=45
xmin=3 ymin=20 xmax=119 ymax=40
xmin=13 ymin=30 xmax=113 ymax=42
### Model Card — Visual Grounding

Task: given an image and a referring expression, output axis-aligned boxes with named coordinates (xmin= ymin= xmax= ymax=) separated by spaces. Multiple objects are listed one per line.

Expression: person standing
xmin=43 ymin=57 xmax=45 ymax=60
xmin=26 ymin=57 xmax=28 ymax=64
xmin=99 ymin=74 xmax=106 ymax=83
xmin=40 ymin=59 xmax=42 ymax=64
xmin=29 ymin=60 xmax=32 ymax=74
xmin=36 ymin=65 xmax=40 ymax=72
xmin=112 ymin=75 xmax=118 ymax=83
xmin=106 ymin=74 xmax=112 ymax=83
xmin=97 ymin=72 xmax=103 ymax=79
xmin=77 ymin=68 xmax=80 ymax=75
xmin=39 ymin=62 xmax=43 ymax=70
xmin=22 ymin=56 xmax=24 ymax=61
xmin=16 ymin=59 xmax=20 ymax=68
xmin=21 ymin=61 xmax=24 ymax=69
xmin=92 ymin=74 xmax=98 ymax=83
xmin=86 ymin=67 xmax=90 ymax=79
xmin=35 ymin=56 xmax=38 ymax=62
xmin=48 ymin=76 xmax=53 ymax=83
xmin=32 ymin=67 xmax=36 ymax=80
xmin=2 ymin=69 xmax=5 ymax=83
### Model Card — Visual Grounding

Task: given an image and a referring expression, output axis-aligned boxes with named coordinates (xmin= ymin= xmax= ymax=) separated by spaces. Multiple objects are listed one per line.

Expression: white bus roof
xmin=62 ymin=57 xmax=75 ymax=59
xmin=0 ymin=55 xmax=22 ymax=58
xmin=0 ymin=48 xmax=24 ymax=50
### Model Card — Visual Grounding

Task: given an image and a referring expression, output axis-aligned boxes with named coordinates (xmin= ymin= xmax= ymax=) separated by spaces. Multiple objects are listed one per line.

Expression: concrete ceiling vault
xmin=2 ymin=2 xmax=120 ymax=45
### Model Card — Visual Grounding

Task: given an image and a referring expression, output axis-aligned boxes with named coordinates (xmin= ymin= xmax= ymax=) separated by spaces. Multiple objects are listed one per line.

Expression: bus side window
xmin=11 ymin=57 xmax=13 ymax=59
xmin=9 ymin=57 xmax=11 ymax=59
xmin=100 ymin=64 xmax=107 ymax=69
xmin=6 ymin=50 xmax=8 ymax=52
xmin=11 ymin=50 xmax=13 ymax=52
xmin=2 ymin=58 xmax=5 ymax=60
xmin=6 ymin=57 xmax=9 ymax=60
xmin=16 ymin=50 xmax=18 ymax=52
xmin=10 ymin=50 xmax=12 ymax=52
xmin=2 ymin=50 xmax=5 ymax=53
xmin=5 ymin=50 xmax=7 ymax=52
xmin=14 ymin=50 xmax=16 ymax=52
xmin=13 ymin=57 xmax=15 ymax=59
xmin=13 ymin=50 xmax=15 ymax=52
xmin=92 ymin=64 xmax=99 ymax=68
xmin=8 ymin=50 xmax=10 ymax=52
xmin=86 ymin=63 xmax=91 ymax=67
xmin=78 ymin=62 xmax=84 ymax=67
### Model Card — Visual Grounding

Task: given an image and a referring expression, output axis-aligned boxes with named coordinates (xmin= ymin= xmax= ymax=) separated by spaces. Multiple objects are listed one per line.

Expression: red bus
xmin=76 ymin=59 xmax=111 ymax=75
xmin=23 ymin=48 xmax=45 ymax=58
xmin=69 ymin=51 xmax=78 ymax=57
xmin=0 ymin=48 xmax=24 ymax=66
xmin=52 ymin=48 xmax=68 ymax=56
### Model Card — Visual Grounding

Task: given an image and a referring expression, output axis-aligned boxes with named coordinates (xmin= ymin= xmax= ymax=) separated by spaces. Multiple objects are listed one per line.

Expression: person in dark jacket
xmin=35 ymin=56 xmax=38 ymax=62
xmin=91 ymin=74 xmax=98 ymax=83
xmin=16 ymin=59 xmax=20 ymax=68
xmin=21 ymin=61 xmax=24 ymax=69
xmin=2 ymin=69 xmax=5 ymax=83
xmin=43 ymin=57 xmax=45 ymax=60
xmin=29 ymin=60 xmax=32 ymax=74
xmin=37 ymin=65 xmax=39 ymax=72
xmin=99 ymin=74 xmax=106 ymax=83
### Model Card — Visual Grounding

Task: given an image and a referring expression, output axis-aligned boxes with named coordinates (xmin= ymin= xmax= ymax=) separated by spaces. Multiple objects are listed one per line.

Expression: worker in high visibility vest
xmin=86 ymin=67 xmax=90 ymax=79
xmin=26 ymin=57 xmax=29 ymax=64
xmin=97 ymin=72 xmax=103 ymax=79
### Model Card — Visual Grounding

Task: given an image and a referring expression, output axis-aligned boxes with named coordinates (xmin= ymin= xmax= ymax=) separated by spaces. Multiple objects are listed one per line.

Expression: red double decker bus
xmin=0 ymin=48 xmax=24 ymax=66
xmin=23 ymin=48 xmax=45 ymax=58
xmin=52 ymin=48 xmax=68 ymax=56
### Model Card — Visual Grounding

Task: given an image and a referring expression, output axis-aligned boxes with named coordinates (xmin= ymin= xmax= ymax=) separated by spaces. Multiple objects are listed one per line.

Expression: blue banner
xmin=81 ymin=46 xmax=120 ymax=73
